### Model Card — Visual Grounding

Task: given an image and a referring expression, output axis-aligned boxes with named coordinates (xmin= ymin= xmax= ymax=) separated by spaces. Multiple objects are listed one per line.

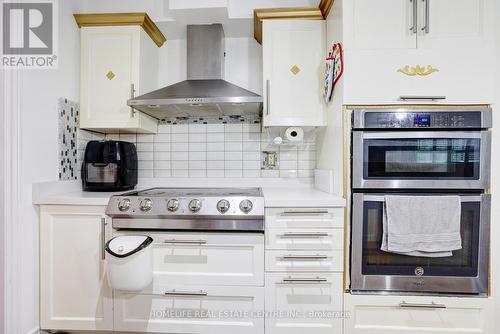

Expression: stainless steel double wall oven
xmin=350 ymin=107 xmax=492 ymax=295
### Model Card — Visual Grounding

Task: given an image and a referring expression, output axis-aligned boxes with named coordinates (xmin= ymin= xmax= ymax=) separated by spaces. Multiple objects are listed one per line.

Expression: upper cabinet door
xmin=345 ymin=0 xmax=418 ymax=50
xmin=417 ymin=0 xmax=492 ymax=49
xmin=262 ymin=20 xmax=326 ymax=127
xmin=81 ymin=27 xmax=140 ymax=126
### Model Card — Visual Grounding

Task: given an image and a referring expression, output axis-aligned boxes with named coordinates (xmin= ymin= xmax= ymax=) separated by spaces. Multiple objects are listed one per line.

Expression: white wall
xmin=316 ymin=0 xmax=344 ymax=196
xmin=158 ymin=37 xmax=263 ymax=94
xmin=4 ymin=1 xmax=82 ymax=333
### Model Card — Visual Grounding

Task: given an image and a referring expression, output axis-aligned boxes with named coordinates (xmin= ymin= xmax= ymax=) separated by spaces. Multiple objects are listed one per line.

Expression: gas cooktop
xmin=105 ymin=187 xmax=265 ymax=232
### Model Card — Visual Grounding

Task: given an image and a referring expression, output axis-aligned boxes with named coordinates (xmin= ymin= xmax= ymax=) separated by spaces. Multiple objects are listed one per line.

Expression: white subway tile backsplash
xmin=129 ymin=123 xmax=316 ymax=179
xmin=189 ymin=133 xmax=206 ymax=142
xmin=171 ymin=124 xmax=188 ymax=133
xmin=206 ymin=124 xmax=224 ymax=133
xmin=207 ymin=142 xmax=225 ymax=151
xmin=207 ymin=151 xmax=224 ymax=160
xmin=225 ymin=169 xmax=243 ymax=178
xmin=154 ymin=142 xmax=171 ymax=152
xmin=225 ymin=142 xmax=243 ymax=151
xmin=171 ymin=160 xmax=188 ymax=169
xmin=138 ymin=151 xmax=154 ymax=160
xmin=171 ymin=133 xmax=189 ymax=142
xmin=154 ymin=160 xmax=171 ymax=170
xmin=189 ymin=151 xmax=206 ymax=161
xmin=225 ymin=124 xmax=243 ymax=132
xmin=189 ymin=142 xmax=206 ymax=151
xmin=225 ymin=132 xmax=242 ymax=141
xmin=154 ymin=134 xmax=171 ymax=143
xmin=225 ymin=151 xmax=243 ymax=161
xmin=189 ymin=169 xmax=207 ymax=177
xmin=170 ymin=143 xmax=188 ymax=152
xmin=225 ymin=160 xmax=243 ymax=170
xmin=158 ymin=124 xmax=171 ymax=133
xmin=189 ymin=161 xmax=207 ymax=169
xmin=207 ymin=170 xmax=225 ymax=177
xmin=172 ymin=169 xmax=189 ymax=177
xmin=171 ymin=152 xmax=189 ymax=160
xmin=136 ymin=143 xmax=153 ymax=152
xmin=207 ymin=160 xmax=224 ymax=169
xmin=155 ymin=151 xmax=171 ymax=160
xmin=154 ymin=169 xmax=171 ymax=178
xmin=207 ymin=132 xmax=224 ymax=142
xmin=189 ymin=124 xmax=207 ymax=133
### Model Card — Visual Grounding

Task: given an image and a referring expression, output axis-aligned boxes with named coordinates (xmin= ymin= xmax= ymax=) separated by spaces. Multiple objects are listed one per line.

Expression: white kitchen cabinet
xmin=344 ymin=294 xmax=494 ymax=334
xmin=114 ymin=286 xmax=264 ymax=334
xmin=262 ymin=20 xmax=326 ymax=127
xmin=79 ymin=26 xmax=159 ymax=133
xmin=344 ymin=0 xmax=493 ymax=50
xmin=40 ymin=205 xmax=113 ymax=331
xmin=265 ymin=273 xmax=343 ymax=334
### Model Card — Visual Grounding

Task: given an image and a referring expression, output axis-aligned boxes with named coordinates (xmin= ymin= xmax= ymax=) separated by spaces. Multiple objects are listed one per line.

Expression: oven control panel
xmin=360 ymin=111 xmax=484 ymax=129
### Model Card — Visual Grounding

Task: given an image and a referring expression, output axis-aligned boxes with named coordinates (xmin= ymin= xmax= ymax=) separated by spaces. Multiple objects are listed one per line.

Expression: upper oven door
xmin=352 ymin=131 xmax=491 ymax=190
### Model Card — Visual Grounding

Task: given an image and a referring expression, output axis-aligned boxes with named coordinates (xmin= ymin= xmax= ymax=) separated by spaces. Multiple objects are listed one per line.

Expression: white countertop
xmin=33 ymin=179 xmax=346 ymax=208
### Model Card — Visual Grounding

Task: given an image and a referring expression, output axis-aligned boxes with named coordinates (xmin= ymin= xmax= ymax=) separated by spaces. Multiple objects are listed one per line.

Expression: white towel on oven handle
xmin=381 ymin=195 xmax=462 ymax=257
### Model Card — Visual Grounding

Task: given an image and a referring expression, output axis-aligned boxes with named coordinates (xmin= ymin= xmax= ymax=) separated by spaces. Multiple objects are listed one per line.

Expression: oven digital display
xmin=414 ymin=114 xmax=431 ymax=127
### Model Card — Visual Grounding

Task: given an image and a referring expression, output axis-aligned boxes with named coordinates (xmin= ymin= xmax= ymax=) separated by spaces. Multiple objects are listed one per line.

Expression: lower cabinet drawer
xmin=265 ymin=273 xmax=343 ymax=334
xmin=266 ymin=250 xmax=343 ymax=272
xmin=114 ymin=286 xmax=264 ymax=334
xmin=266 ymin=228 xmax=344 ymax=250
xmin=345 ymin=294 xmax=494 ymax=334
xmin=116 ymin=231 xmax=264 ymax=286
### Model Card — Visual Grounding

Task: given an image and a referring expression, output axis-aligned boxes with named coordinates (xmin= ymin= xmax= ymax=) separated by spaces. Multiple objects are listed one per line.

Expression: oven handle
xmin=360 ymin=131 xmax=485 ymax=140
xmin=398 ymin=301 xmax=446 ymax=309
xmin=362 ymin=194 xmax=483 ymax=202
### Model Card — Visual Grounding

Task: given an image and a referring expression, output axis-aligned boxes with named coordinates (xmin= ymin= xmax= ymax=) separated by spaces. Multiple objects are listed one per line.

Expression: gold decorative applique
xmin=290 ymin=65 xmax=301 ymax=75
xmin=106 ymin=71 xmax=115 ymax=80
xmin=398 ymin=65 xmax=439 ymax=76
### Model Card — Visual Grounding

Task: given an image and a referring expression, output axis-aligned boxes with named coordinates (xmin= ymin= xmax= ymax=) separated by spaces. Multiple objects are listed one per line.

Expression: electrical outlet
xmin=262 ymin=151 xmax=278 ymax=170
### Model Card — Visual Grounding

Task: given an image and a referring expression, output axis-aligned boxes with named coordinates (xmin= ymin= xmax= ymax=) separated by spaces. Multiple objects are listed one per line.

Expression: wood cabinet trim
xmin=253 ymin=7 xmax=324 ymax=44
xmin=73 ymin=12 xmax=166 ymax=47
xmin=319 ymin=0 xmax=335 ymax=18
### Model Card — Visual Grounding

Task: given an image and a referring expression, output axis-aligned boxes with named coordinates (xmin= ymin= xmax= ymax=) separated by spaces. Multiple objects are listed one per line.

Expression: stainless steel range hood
xmin=128 ymin=24 xmax=263 ymax=120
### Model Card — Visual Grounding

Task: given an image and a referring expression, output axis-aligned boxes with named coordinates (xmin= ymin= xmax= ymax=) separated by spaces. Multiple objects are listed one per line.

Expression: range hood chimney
xmin=128 ymin=24 xmax=263 ymax=120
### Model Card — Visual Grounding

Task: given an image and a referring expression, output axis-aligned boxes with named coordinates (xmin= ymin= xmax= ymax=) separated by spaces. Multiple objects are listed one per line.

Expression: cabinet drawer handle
xmin=398 ymin=301 xmax=446 ymax=309
xmin=164 ymin=290 xmax=208 ymax=297
xmin=163 ymin=239 xmax=207 ymax=245
xmin=101 ymin=217 xmax=107 ymax=260
xmin=282 ymin=277 xmax=328 ymax=284
xmin=399 ymin=95 xmax=446 ymax=101
xmin=282 ymin=255 xmax=328 ymax=260
xmin=281 ymin=210 xmax=329 ymax=216
xmin=281 ymin=232 xmax=330 ymax=238
xmin=421 ymin=0 xmax=430 ymax=34
xmin=410 ymin=0 xmax=418 ymax=34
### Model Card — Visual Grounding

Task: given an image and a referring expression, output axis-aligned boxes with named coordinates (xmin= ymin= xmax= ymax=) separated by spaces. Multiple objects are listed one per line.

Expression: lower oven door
xmin=352 ymin=131 xmax=491 ymax=190
xmin=350 ymin=193 xmax=490 ymax=295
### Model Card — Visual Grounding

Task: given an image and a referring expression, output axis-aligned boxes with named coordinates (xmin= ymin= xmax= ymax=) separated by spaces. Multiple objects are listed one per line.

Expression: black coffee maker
xmin=82 ymin=140 xmax=138 ymax=191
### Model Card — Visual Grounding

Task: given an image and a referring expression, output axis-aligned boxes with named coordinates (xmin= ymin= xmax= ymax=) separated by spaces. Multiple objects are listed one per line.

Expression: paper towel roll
xmin=284 ymin=127 xmax=304 ymax=142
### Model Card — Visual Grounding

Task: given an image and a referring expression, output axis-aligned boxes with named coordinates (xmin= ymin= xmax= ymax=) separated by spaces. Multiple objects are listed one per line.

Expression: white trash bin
xmin=105 ymin=235 xmax=153 ymax=291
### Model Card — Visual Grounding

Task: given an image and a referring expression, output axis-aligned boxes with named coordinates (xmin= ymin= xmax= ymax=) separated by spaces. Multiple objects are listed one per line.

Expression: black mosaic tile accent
xmin=58 ymin=98 xmax=79 ymax=180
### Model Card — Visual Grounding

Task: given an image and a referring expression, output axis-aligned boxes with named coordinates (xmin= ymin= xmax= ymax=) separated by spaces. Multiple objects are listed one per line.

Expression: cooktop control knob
xmin=118 ymin=198 xmax=131 ymax=212
xmin=217 ymin=199 xmax=230 ymax=213
xmin=166 ymin=199 xmax=179 ymax=212
xmin=188 ymin=199 xmax=202 ymax=212
xmin=239 ymin=199 xmax=253 ymax=214
xmin=140 ymin=198 xmax=153 ymax=212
